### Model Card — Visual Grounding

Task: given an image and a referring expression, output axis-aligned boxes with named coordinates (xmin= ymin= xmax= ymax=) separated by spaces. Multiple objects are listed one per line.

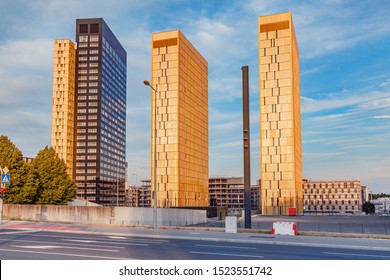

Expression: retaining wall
xmin=3 ymin=204 xmax=206 ymax=226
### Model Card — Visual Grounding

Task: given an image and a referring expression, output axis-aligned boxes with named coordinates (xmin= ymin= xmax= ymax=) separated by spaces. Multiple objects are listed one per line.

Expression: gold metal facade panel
xmin=151 ymin=30 xmax=208 ymax=208
xmin=51 ymin=39 xmax=76 ymax=178
xmin=258 ymin=12 xmax=302 ymax=215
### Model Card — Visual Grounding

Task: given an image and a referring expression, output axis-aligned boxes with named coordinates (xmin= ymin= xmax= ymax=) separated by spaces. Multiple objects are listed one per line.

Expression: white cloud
xmin=301 ymin=91 xmax=390 ymax=114
xmin=373 ymin=115 xmax=390 ymax=119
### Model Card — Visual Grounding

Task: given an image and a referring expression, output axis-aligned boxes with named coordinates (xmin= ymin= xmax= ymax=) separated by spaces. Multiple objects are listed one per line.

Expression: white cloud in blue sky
xmin=0 ymin=0 xmax=389 ymax=193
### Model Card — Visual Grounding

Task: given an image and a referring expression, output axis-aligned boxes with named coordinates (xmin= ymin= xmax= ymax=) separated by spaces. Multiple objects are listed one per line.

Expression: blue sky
xmin=0 ymin=0 xmax=389 ymax=193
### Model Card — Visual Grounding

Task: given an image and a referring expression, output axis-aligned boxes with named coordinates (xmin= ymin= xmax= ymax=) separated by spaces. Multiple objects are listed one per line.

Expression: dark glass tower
xmin=75 ymin=18 xmax=127 ymax=205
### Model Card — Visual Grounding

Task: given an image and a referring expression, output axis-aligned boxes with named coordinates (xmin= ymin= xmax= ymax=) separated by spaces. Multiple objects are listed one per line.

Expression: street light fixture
xmin=143 ymin=79 xmax=158 ymax=229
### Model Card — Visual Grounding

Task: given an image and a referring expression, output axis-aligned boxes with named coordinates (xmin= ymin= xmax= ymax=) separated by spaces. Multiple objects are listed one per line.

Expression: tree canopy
xmin=362 ymin=201 xmax=376 ymax=215
xmin=0 ymin=135 xmax=76 ymax=204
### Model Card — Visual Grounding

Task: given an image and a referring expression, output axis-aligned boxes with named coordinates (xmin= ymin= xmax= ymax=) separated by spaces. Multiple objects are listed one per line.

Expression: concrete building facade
xmin=209 ymin=177 xmax=260 ymax=212
xmin=150 ymin=30 xmax=208 ymax=208
xmin=126 ymin=180 xmax=151 ymax=207
xmin=258 ymin=12 xmax=302 ymax=215
xmin=302 ymin=179 xmax=368 ymax=214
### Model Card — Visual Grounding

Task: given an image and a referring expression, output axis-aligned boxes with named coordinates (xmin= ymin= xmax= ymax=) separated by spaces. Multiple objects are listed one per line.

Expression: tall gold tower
xmin=258 ymin=12 xmax=302 ymax=215
xmin=151 ymin=30 xmax=208 ymax=207
xmin=51 ymin=39 xmax=76 ymax=178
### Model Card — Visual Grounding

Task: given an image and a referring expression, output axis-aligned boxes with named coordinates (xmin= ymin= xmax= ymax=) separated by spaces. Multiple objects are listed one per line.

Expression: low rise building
xmin=126 ymin=180 xmax=151 ymax=207
xmin=302 ymin=178 xmax=368 ymax=214
xmin=371 ymin=197 xmax=390 ymax=214
xmin=208 ymin=177 xmax=260 ymax=213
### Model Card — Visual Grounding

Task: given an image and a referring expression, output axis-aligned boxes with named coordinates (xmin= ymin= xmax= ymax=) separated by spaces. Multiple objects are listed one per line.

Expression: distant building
xmin=302 ymin=179 xmax=368 ymax=214
xmin=208 ymin=177 xmax=260 ymax=212
xmin=371 ymin=197 xmax=390 ymax=214
xmin=126 ymin=180 xmax=151 ymax=207
xmin=22 ymin=157 xmax=34 ymax=164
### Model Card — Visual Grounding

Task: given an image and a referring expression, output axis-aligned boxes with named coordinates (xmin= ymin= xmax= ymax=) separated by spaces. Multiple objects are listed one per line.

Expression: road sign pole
xmin=0 ymin=166 xmax=9 ymax=225
xmin=0 ymin=167 xmax=3 ymax=224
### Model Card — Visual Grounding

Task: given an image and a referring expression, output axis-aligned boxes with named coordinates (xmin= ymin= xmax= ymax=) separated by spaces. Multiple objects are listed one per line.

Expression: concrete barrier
xmin=272 ymin=222 xmax=297 ymax=236
xmin=3 ymin=204 xmax=207 ymax=227
xmin=225 ymin=216 xmax=237 ymax=233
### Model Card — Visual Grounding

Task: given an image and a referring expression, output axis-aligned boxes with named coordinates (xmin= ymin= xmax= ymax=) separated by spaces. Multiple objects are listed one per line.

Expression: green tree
xmin=0 ymin=135 xmax=30 ymax=203
xmin=362 ymin=201 xmax=376 ymax=215
xmin=1 ymin=136 xmax=76 ymax=204
xmin=31 ymin=146 xmax=77 ymax=205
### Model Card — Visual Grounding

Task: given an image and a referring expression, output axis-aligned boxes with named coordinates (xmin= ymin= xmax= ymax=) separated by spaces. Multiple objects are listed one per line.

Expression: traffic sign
xmin=1 ymin=174 xmax=10 ymax=184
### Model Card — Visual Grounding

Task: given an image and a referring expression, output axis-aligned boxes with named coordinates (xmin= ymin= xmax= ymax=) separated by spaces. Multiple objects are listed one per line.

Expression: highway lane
xmin=1 ymin=229 xmax=390 ymax=260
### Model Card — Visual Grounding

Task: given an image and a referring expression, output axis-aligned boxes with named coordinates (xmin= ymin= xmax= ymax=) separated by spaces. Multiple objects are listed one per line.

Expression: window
xmin=90 ymin=35 xmax=99 ymax=42
xmin=90 ymin=23 xmax=99 ymax=33
xmin=79 ymin=24 xmax=88 ymax=33
xmin=79 ymin=35 xmax=88 ymax=42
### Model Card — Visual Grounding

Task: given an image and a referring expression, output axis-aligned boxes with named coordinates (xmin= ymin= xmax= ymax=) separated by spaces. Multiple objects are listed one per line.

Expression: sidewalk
xmin=1 ymin=220 xmax=390 ymax=252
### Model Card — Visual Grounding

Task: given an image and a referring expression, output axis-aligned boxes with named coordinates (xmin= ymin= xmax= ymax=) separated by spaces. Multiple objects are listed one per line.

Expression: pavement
xmin=1 ymin=219 xmax=390 ymax=252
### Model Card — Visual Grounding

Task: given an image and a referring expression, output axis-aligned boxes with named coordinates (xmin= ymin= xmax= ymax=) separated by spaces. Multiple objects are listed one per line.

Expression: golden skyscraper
xmin=51 ymin=39 xmax=76 ymax=178
xmin=151 ymin=30 xmax=208 ymax=207
xmin=258 ymin=12 xmax=302 ymax=215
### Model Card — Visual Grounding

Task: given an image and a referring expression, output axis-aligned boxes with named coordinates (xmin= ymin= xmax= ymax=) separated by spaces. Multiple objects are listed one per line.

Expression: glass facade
xmin=75 ymin=18 xmax=127 ymax=205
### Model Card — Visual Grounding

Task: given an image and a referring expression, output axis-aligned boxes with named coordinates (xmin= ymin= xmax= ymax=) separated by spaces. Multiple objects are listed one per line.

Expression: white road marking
xmin=11 ymin=245 xmax=59 ymax=249
xmin=0 ymin=230 xmax=38 ymax=235
xmin=107 ymin=236 xmax=126 ymax=239
xmin=62 ymin=239 xmax=148 ymax=246
xmin=0 ymin=238 xmax=124 ymax=249
xmin=323 ymin=252 xmax=390 ymax=259
xmin=0 ymin=248 xmax=129 ymax=260
xmin=64 ymin=239 xmax=96 ymax=243
xmin=190 ymin=251 xmax=264 ymax=258
xmin=195 ymin=244 xmax=256 ymax=250
xmin=11 ymin=245 xmax=119 ymax=252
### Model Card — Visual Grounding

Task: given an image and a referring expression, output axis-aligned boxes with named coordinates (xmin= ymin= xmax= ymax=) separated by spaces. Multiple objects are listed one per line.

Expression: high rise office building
xmin=258 ymin=12 xmax=302 ymax=215
xmin=51 ymin=39 xmax=76 ymax=178
xmin=150 ymin=30 xmax=208 ymax=207
xmin=52 ymin=18 xmax=127 ymax=205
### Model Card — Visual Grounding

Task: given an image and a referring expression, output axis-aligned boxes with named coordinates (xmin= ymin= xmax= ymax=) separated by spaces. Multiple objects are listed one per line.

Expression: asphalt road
xmin=1 ymin=224 xmax=390 ymax=260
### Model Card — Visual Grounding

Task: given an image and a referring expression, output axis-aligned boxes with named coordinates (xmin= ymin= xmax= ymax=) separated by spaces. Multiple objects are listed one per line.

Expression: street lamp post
xmin=132 ymin=173 xmax=138 ymax=187
xmin=143 ymin=80 xmax=158 ymax=229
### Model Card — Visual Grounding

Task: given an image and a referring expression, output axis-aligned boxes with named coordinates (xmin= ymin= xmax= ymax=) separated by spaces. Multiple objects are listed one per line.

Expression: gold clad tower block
xmin=258 ymin=12 xmax=302 ymax=215
xmin=151 ymin=30 xmax=209 ymax=207
xmin=51 ymin=39 xmax=76 ymax=178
